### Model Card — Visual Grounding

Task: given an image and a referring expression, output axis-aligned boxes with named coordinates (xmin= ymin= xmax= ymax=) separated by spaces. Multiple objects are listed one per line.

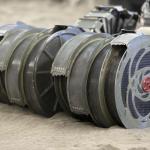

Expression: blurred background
xmin=0 ymin=0 xmax=107 ymax=28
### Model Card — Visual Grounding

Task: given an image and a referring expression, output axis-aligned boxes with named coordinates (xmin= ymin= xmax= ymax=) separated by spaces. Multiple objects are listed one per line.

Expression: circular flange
xmin=87 ymin=44 xmax=116 ymax=127
xmin=20 ymin=30 xmax=52 ymax=116
xmin=114 ymin=34 xmax=150 ymax=128
xmin=23 ymin=26 xmax=83 ymax=117
xmin=24 ymin=36 xmax=53 ymax=116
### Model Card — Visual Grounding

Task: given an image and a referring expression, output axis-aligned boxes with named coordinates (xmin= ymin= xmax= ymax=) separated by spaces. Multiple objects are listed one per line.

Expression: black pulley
xmin=108 ymin=33 xmax=150 ymax=128
xmin=23 ymin=26 xmax=83 ymax=117
xmin=20 ymin=30 xmax=53 ymax=116
xmin=75 ymin=5 xmax=138 ymax=34
xmin=45 ymin=27 xmax=85 ymax=113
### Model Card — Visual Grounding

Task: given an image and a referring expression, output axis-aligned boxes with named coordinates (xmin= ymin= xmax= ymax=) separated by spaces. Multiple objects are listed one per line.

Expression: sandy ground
xmin=0 ymin=1 xmax=150 ymax=150
xmin=0 ymin=0 xmax=93 ymax=27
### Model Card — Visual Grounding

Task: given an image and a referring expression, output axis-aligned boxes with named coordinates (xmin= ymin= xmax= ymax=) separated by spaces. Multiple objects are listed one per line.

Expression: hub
xmin=142 ymin=77 xmax=150 ymax=92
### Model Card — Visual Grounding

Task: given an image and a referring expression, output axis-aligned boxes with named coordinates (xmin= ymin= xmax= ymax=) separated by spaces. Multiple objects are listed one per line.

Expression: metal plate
xmin=67 ymin=35 xmax=111 ymax=115
xmin=75 ymin=7 xmax=116 ymax=34
xmin=75 ymin=5 xmax=138 ymax=34
xmin=113 ymin=34 xmax=150 ymax=128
